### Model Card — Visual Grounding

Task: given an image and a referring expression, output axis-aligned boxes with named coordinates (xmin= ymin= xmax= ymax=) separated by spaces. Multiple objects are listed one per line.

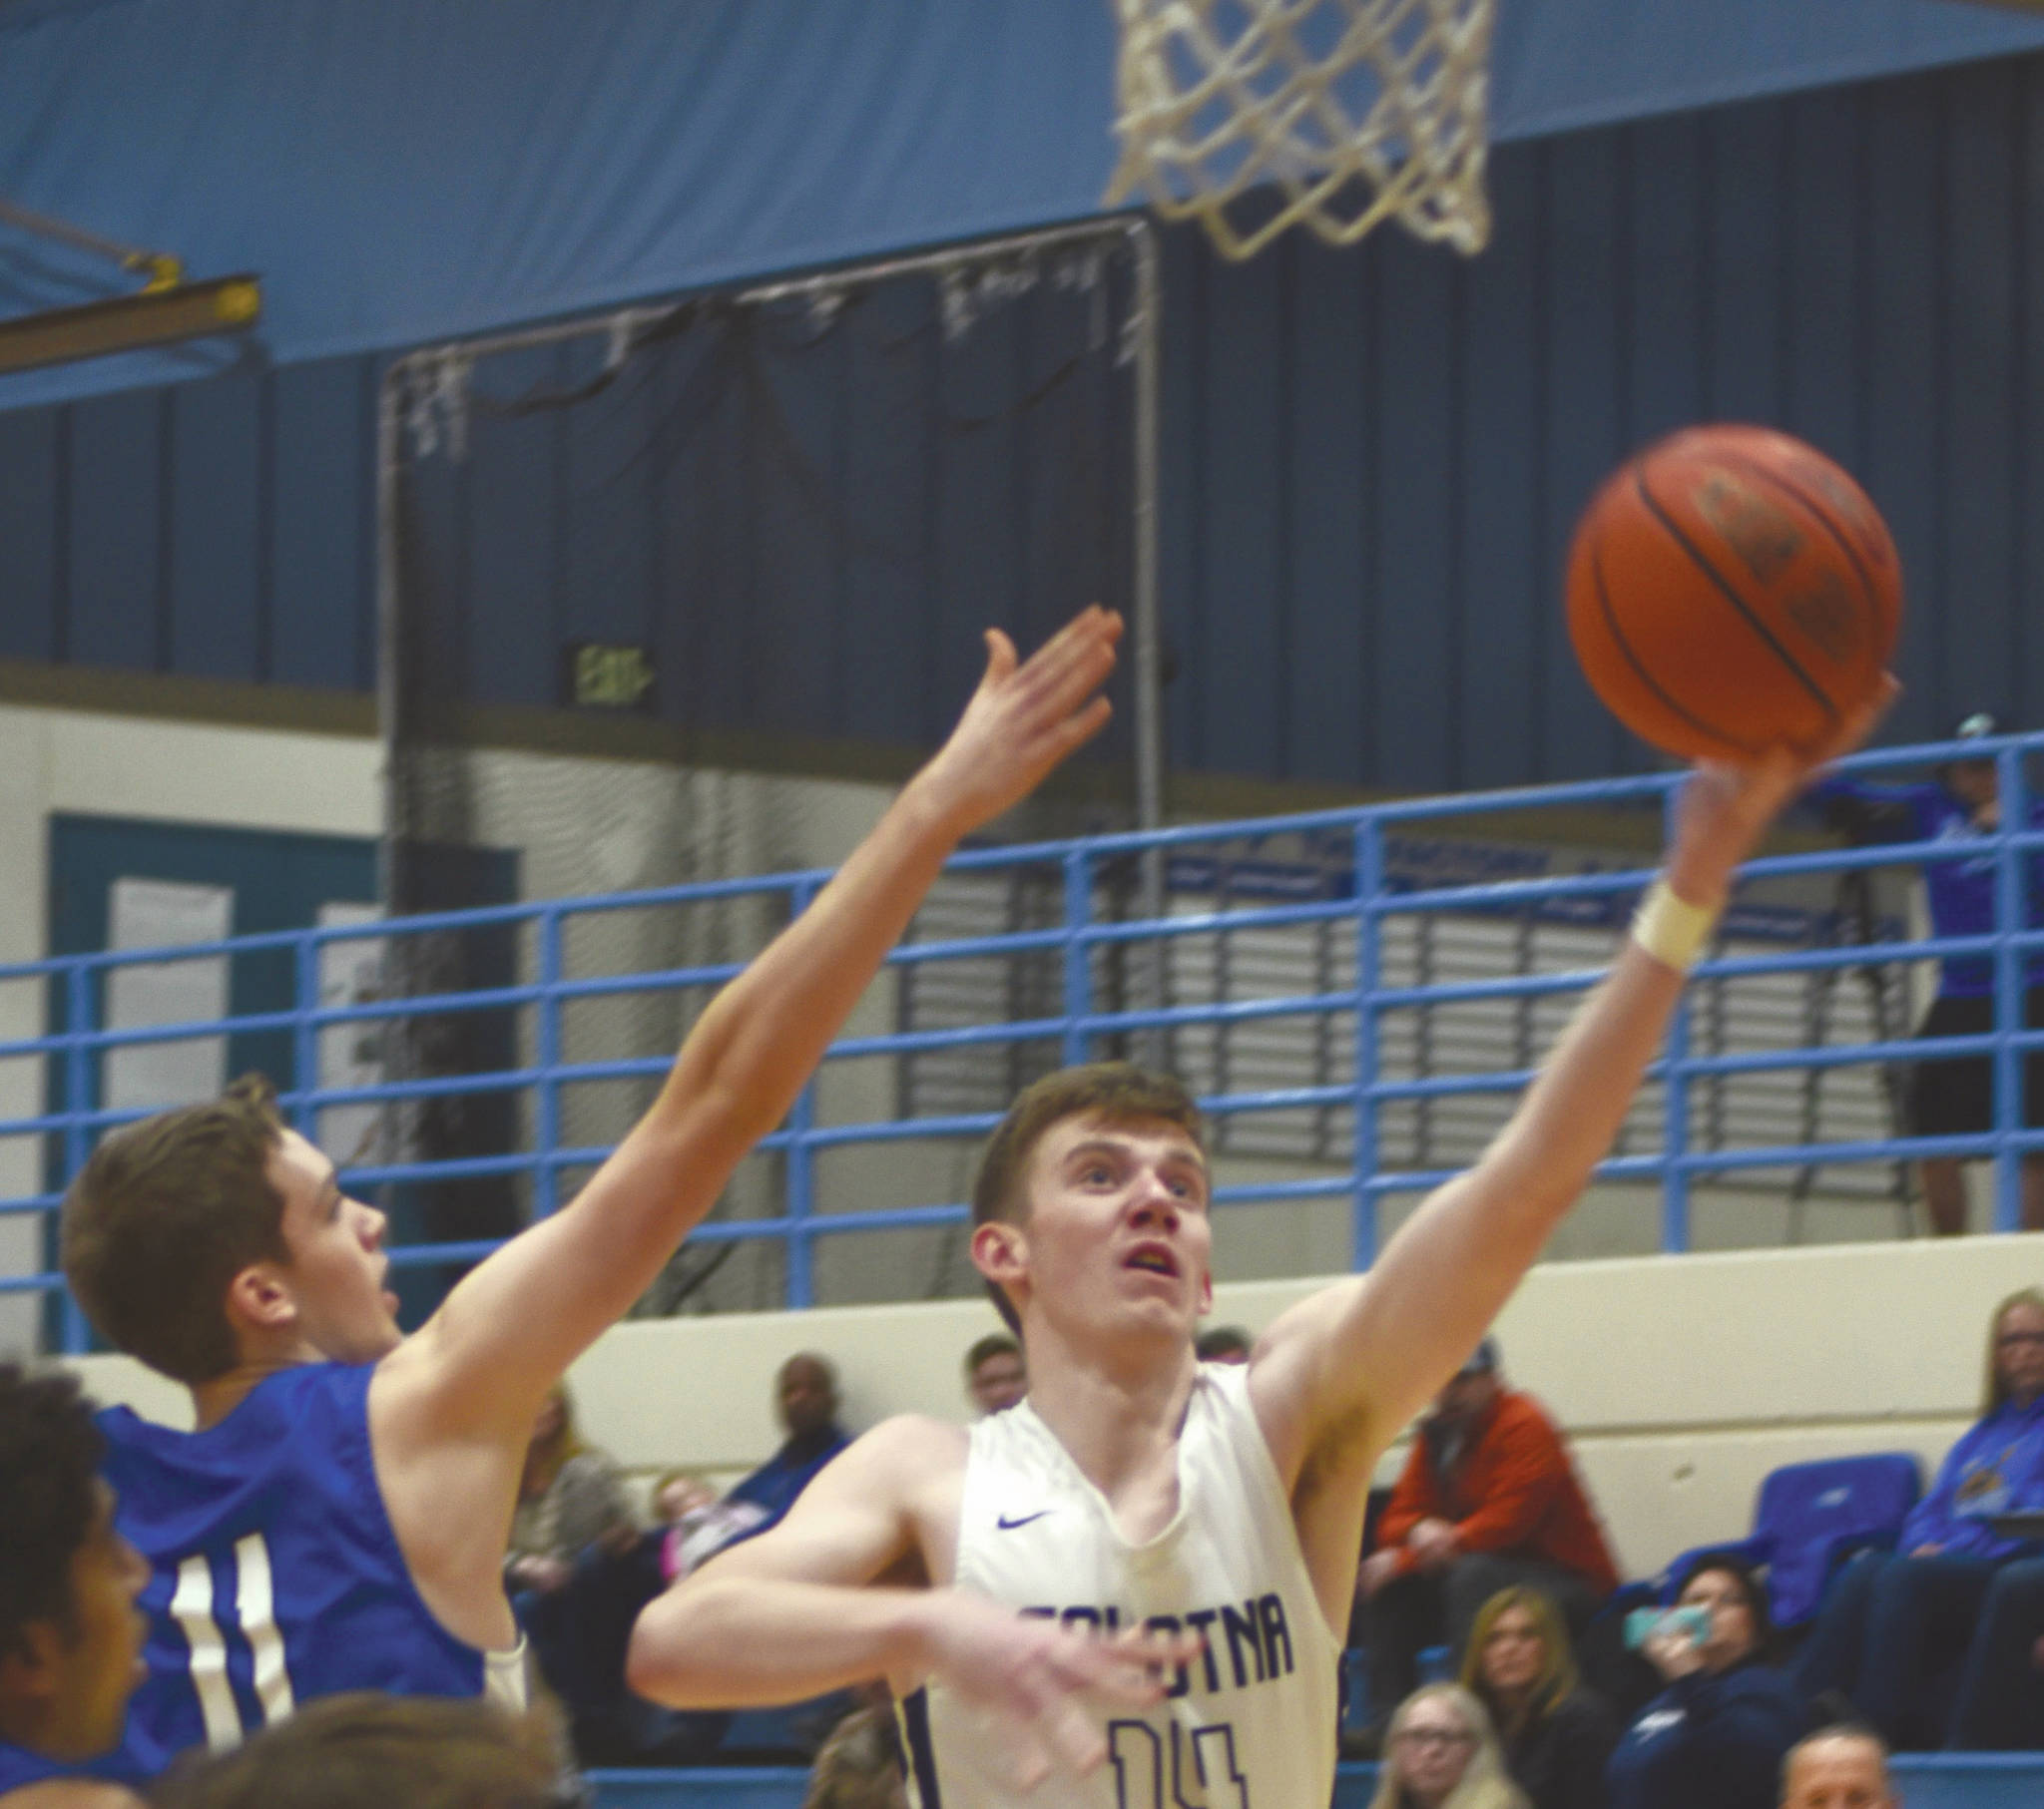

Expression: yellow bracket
xmin=132 ymin=251 xmax=184 ymax=293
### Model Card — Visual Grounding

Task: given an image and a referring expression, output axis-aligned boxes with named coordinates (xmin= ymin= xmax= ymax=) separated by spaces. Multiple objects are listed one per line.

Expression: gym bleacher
xmin=12 ymin=1 xmax=2044 ymax=1802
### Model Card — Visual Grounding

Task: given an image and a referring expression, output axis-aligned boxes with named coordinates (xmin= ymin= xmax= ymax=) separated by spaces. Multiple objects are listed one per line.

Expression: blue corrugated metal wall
xmin=1163 ymin=52 xmax=2044 ymax=788
xmin=3 ymin=54 xmax=2041 ymax=788
xmin=0 ymin=358 xmax=379 ymax=689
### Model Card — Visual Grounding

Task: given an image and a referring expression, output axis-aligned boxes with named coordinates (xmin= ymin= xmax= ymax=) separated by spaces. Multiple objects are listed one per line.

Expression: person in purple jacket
xmin=1812 ymin=712 xmax=2044 ymax=1233
xmin=1794 ymin=1288 xmax=2044 ymax=1748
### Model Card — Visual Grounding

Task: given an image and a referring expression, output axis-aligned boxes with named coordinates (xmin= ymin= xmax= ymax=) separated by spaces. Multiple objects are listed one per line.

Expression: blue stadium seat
xmin=1655 ymin=1453 xmax=1922 ymax=1627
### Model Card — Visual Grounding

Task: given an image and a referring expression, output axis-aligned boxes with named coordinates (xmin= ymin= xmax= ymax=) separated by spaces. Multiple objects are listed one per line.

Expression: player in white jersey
xmin=627 ymin=681 xmax=1896 ymax=1806
xmin=923 ymin=1324 xmax=1339 ymax=1805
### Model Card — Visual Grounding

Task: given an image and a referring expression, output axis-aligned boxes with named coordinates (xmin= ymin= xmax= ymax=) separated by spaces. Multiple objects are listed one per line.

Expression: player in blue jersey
xmin=54 ymin=607 xmax=1122 ymax=1776
xmin=1812 ymin=711 xmax=2044 ymax=1232
xmin=0 ymin=1363 xmax=151 ymax=1808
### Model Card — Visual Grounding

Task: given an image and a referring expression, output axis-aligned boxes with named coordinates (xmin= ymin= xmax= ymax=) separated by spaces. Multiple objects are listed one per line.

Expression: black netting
xmin=381 ymin=232 xmax=1144 ymax=1312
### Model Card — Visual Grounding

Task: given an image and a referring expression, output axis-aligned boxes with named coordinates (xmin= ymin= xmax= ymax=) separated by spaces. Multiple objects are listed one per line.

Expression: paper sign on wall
xmin=317 ymin=901 xmax=387 ymax=1168
xmin=105 ymin=878 xmax=233 ymax=1112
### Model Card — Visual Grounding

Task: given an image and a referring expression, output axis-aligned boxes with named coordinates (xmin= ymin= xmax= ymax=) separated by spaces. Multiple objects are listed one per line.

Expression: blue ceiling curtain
xmin=5 ymin=0 xmax=2044 ymax=410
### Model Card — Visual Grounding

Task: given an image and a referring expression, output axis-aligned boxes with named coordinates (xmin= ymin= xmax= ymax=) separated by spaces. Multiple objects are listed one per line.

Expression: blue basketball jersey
xmin=98 ymin=1361 xmax=524 ymax=1773
xmin=0 ymin=1711 xmax=166 ymax=1793
xmin=0 ymin=1733 xmax=148 ymax=1798
xmin=0 ymin=1737 xmax=70 ymax=1797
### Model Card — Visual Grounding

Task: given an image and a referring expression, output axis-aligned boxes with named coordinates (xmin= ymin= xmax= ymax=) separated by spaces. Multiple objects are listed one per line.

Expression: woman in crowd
xmin=503 ymin=1382 xmax=645 ymax=1758
xmin=800 ymin=1681 xmax=908 ymax=1809
xmin=1795 ymin=1287 xmax=2044 ymax=1748
xmin=1462 ymin=1587 xmax=1617 ymax=1809
xmin=505 ymin=1383 xmax=636 ymax=1601
xmin=1367 ymin=1683 xmax=1529 ymax=1809
xmin=1606 ymin=1557 xmax=1805 ymax=1809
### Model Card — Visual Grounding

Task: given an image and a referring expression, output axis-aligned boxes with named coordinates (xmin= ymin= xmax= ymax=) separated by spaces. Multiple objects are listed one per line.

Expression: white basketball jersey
xmin=900 ymin=1363 xmax=1340 ymax=1808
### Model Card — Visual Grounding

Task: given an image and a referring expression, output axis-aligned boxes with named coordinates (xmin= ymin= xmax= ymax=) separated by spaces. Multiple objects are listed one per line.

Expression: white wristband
xmin=1630 ymin=878 xmax=1718 ymax=973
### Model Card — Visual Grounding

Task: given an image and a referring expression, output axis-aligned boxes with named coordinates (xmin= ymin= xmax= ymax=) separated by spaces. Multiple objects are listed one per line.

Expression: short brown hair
xmin=151 ymin=1692 xmax=562 ymax=1809
xmin=61 ymin=1074 xmax=290 ymax=1384
xmin=962 ymin=1332 xmax=1020 ymax=1376
xmin=970 ymin=1063 xmax=1205 ymax=1333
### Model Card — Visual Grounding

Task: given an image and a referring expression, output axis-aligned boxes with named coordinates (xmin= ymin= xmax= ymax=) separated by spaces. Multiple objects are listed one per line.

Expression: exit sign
xmin=563 ymin=642 xmax=657 ymax=712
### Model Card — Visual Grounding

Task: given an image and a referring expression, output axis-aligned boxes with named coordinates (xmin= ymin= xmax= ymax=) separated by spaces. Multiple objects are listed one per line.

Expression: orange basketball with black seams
xmin=1566 ymin=424 xmax=1903 ymax=762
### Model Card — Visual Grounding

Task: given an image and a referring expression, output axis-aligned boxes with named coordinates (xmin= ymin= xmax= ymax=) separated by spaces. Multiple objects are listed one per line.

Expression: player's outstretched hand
xmin=1666 ymin=674 xmax=1900 ymax=909
xmin=911 ymin=607 xmax=1122 ymax=838
xmin=917 ymin=1588 xmax=1203 ymax=1788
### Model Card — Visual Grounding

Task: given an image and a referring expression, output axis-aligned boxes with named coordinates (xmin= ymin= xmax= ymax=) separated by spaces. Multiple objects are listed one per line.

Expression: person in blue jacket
xmin=1795 ymin=1287 xmax=2044 ymax=1748
xmin=1606 ymin=1556 xmax=1806 ymax=1809
xmin=1812 ymin=712 xmax=2044 ymax=1233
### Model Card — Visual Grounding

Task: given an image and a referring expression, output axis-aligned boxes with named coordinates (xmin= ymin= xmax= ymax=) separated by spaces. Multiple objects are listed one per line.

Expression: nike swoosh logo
xmin=996 ymin=1511 xmax=1051 ymax=1531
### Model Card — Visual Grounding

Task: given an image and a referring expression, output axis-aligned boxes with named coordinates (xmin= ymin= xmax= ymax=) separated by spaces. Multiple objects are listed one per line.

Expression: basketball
xmin=1565 ymin=424 xmax=1902 ymax=761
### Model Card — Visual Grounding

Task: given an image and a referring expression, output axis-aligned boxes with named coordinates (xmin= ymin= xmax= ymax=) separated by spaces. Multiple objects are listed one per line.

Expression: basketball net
xmin=1107 ymin=0 xmax=1494 ymax=260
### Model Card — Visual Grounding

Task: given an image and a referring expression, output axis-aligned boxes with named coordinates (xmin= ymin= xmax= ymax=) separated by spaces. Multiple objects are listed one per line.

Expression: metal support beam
xmin=0 ymin=273 xmax=260 ymax=376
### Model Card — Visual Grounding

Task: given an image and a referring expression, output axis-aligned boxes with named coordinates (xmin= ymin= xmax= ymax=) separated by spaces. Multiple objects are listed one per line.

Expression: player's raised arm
xmin=628 ymin=1417 xmax=1199 ymax=1789
xmin=1252 ymin=680 xmax=1898 ymax=1490
xmin=630 ymin=1417 xmax=954 ymax=1706
xmin=383 ymin=608 xmax=1120 ymax=1444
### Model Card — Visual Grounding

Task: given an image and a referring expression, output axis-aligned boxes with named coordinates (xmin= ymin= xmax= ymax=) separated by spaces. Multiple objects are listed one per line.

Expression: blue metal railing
xmin=7 ymin=730 xmax=2043 ymax=1346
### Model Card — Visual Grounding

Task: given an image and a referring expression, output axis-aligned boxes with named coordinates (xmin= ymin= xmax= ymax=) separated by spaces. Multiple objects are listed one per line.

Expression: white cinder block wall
xmin=72 ymin=1232 xmax=2038 ymax=1581
xmin=555 ymin=1232 xmax=2033 ymax=1579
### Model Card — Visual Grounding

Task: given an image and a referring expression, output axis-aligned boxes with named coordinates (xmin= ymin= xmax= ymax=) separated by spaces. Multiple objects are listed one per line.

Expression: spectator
xmin=1462 ymin=1586 xmax=1617 ymax=1809
xmin=651 ymin=1355 xmax=857 ymax=1599
xmin=646 ymin=1471 xmax=722 ymax=1588
xmin=148 ymin=1692 xmax=563 ymax=1809
xmin=1813 ymin=711 xmax=2044 ymax=1233
xmin=800 ymin=1682 xmax=907 ymax=1809
xmin=1196 ymin=1324 xmax=1253 ymax=1365
xmin=650 ymin=1470 xmax=717 ymax=1528
xmin=680 ymin=1353 xmax=852 ymax=1570
xmin=1367 ymin=1684 xmax=1528 ymax=1809
xmin=0 ymin=1363 xmax=152 ymax=1805
xmin=961 ymin=1334 xmax=1025 ymax=1417
xmin=635 ymin=1353 xmax=858 ymax=1762
xmin=1356 ymin=1339 xmax=1619 ymax=1725
xmin=1779 ymin=1723 xmax=1896 ymax=1809
xmin=500 ymin=1385 xmax=646 ymax=1764
xmin=529 ymin=1356 xmax=853 ymax=1765
xmin=1947 ymin=1551 xmax=2044 ymax=1748
xmin=506 ymin=1383 xmax=636 ymax=1603
xmin=1607 ymin=1557 xmax=1807 ymax=1809
xmin=1795 ymin=1287 xmax=2044 ymax=1748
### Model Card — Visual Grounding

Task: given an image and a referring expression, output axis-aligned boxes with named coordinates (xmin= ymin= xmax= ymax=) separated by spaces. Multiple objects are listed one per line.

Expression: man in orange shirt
xmin=1354 ymin=1337 xmax=1618 ymax=1725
